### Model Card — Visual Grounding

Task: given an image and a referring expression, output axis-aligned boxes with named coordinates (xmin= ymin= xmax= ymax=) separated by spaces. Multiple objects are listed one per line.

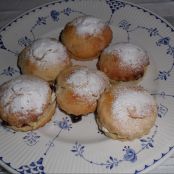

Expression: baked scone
xmin=97 ymin=85 xmax=157 ymax=140
xmin=18 ymin=38 xmax=71 ymax=81
xmin=98 ymin=42 xmax=149 ymax=81
xmin=61 ymin=15 xmax=112 ymax=60
xmin=0 ymin=75 xmax=56 ymax=131
xmin=56 ymin=65 xmax=109 ymax=116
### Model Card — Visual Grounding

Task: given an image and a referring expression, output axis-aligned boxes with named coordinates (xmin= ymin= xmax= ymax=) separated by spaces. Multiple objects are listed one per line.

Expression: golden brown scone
xmin=56 ymin=65 xmax=109 ymax=116
xmin=98 ymin=42 xmax=149 ymax=81
xmin=61 ymin=15 xmax=112 ymax=60
xmin=97 ymin=85 xmax=157 ymax=141
xmin=0 ymin=75 xmax=56 ymax=131
xmin=18 ymin=38 xmax=71 ymax=82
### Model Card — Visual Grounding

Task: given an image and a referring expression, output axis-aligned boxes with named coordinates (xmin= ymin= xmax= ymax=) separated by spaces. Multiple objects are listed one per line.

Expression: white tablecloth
xmin=0 ymin=0 xmax=174 ymax=173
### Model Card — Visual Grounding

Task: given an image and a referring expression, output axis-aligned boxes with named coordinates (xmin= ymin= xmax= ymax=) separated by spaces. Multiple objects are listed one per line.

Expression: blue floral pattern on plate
xmin=118 ymin=19 xmax=174 ymax=81
xmin=0 ymin=66 xmax=20 ymax=77
xmin=23 ymin=132 xmax=40 ymax=146
xmin=0 ymin=0 xmax=174 ymax=173
xmin=70 ymin=125 xmax=158 ymax=170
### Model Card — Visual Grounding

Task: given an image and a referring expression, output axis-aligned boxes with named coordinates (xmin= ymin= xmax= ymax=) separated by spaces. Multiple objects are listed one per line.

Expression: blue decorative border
xmin=0 ymin=121 xmax=173 ymax=174
xmin=70 ymin=125 xmax=158 ymax=170
xmin=118 ymin=19 xmax=174 ymax=81
xmin=1 ymin=147 xmax=173 ymax=174
xmin=0 ymin=117 xmax=72 ymax=174
xmin=0 ymin=0 xmax=174 ymax=173
xmin=126 ymin=2 xmax=174 ymax=32
xmin=0 ymin=0 xmax=75 ymax=32
xmin=1 ymin=0 xmax=174 ymax=33
xmin=134 ymin=146 xmax=174 ymax=174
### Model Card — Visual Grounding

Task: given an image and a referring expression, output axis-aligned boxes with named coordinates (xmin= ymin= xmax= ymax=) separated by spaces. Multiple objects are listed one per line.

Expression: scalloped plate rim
xmin=0 ymin=0 xmax=174 ymax=174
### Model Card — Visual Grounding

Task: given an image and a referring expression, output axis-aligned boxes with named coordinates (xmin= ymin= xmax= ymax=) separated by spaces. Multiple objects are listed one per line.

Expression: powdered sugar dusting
xmin=67 ymin=67 xmax=109 ymax=101
xmin=28 ymin=38 xmax=68 ymax=67
xmin=0 ymin=75 xmax=50 ymax=116
xmin=104 ymin=43 xmax=149 ymax=68
xmin=72 ymin=16 xmax=105 ymax=35
xmin=112 ymin=86 xmax=155 ymax=122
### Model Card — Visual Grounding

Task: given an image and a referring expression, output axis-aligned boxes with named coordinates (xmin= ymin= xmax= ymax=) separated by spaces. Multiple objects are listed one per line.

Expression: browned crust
xmin=61 ymin=24 xmax=112 ymax=60
xmin=0 ymin=77 xmax=56 ymax=131
xmin=18 ymin=45 xmax=71 ymax=82
xmin=97 ymin=85 xmax=157 ymax=140
xmin=98 ymin=52 xmax=149 ymax=81
xmin=56 ymin=65 xmax=97 ymax=116
xmin=9 ymin=101 xmax=56 ymax=132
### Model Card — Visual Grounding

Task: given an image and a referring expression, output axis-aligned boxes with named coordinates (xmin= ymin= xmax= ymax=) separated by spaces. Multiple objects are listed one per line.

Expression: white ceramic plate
xmin=0 ymin=0 xmax=174 ymax=173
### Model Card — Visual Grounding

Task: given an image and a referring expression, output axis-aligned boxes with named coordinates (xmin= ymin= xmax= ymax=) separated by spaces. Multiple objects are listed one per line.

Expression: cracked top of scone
xmin=59 ymin=65 xmax=109 ymax=101
xmin=0 ymin=75 xmax=50 ymax=116
xmin=65 ymin=66 xmax=110 ymax=102
xmin=26 ymin=38 xmax=68 ymax=67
